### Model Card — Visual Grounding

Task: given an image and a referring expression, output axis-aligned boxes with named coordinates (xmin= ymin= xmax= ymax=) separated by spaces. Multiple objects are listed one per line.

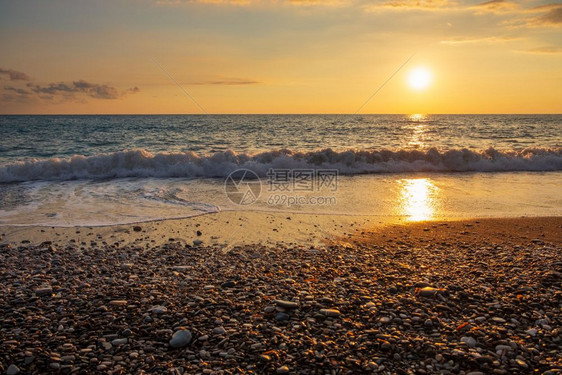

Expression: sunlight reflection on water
xmin=399 ymin=178 xmax=439 ymax=221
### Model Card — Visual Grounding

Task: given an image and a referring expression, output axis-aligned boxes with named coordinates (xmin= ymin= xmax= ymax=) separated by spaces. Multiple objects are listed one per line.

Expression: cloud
xmin=4 ymin=86 xmax=32 ymax=96
xmin=155 ymin=0 xmax=346 ymax=6
xmin=286 ymin=0 xmax=346 ymax=6
xmin=365 ymin=0 xmax=454 ymax=11
xmin=522 ymin=46 xmax=562 ymax=53
xmin=530 ymin=4 xmax=562 ymax=26
xmin=504 ymin=3 xmax=562 ymax=28
xmin=0 ymin=68 xmax=31 ymax=81
xmin=155 ymin=0 xmax=252 ymax=5
xmin=188 ymin=77 xmax=260 ymax=85
xmin=28 ymin=80 xmax=137 ymax=100
xmin=440 ymin=35 xmax=520 ymax=44
xmin=1 ymin=78 xmax=140 ymax=104
xmin=472 ymin=0 xmax=518 ymax=13
xmin=475 ymin=0 xmax=517 ymax=11
xmin=1 ymin=86 xmax=34 ymax=102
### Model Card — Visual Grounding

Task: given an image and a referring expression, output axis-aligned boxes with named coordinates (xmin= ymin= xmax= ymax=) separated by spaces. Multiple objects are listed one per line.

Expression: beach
xmin=1 ymin=214 xmax=560 ymax=374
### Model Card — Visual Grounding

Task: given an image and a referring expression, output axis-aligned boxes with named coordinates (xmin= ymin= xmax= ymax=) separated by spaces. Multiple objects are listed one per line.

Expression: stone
xmin=213 ymin=326 xmax=226 ymax=335
xmin=276 ymin=366 xmax=290 ymax=374
xmin=495 ymin=345 xmax=512 ymax=351
xmin=111 ymin=338 xmax=128 ymax=346
xmin=221 ymin=281 xmax=236 ymax=288
xmin=35 ymin=287 xmax=53 ymax=296
xmin=151 ymin=305 xmax=168 ymax=314
xmin=461 ymin=336 xmax=476 ymax=347
xmin=170 ymin=330 xmax=192 ymax=348
xmin=319 ymin=308 xmax=341 ymax=317
xmin=275 ymin=312 xmax=290 ymax=321
xmin=7 ymin=364 xmax=20 ymax=375
xmin=526 ymin=328 xmax=538 ymax=337
xmin=133 ymin=226 xmax=142 ymax=232
xmin=275 ymin=300 xmax=298 ymax=309
xmin=416 ymin=286 xmax=444 ymax=297
xmin=109 ymin=300 xmax=127 ymax=306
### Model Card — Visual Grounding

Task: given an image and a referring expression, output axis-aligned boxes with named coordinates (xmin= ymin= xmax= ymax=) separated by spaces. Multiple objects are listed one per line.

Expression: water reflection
xmin=407 ymin=114 xmax=429 ymax=148
xmin=399 ymin=178 xmax=439 ymax=221
xmin=408 ymin=113 xmax=427 ymax=122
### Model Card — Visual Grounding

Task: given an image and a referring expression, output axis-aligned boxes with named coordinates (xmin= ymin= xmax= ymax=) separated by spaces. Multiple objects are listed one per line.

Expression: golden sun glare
xmin=408 ymin=67 xmax=432 ymax=90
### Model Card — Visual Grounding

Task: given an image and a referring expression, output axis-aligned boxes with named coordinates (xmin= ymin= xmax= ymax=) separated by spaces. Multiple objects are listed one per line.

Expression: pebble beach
xmin=0 ymin=216 xmax=560 ymax=374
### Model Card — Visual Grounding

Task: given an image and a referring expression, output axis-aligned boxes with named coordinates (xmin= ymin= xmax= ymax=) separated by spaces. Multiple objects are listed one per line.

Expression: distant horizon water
xmin=1 ymin=114 xmax=561 ymax=226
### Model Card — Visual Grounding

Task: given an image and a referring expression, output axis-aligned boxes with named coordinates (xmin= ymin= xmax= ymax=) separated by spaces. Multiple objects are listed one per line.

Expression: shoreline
xmin=2 ymin=212 xmax=561 ymax=249
xmin=1 ymin=216 xmax=560 ymax=374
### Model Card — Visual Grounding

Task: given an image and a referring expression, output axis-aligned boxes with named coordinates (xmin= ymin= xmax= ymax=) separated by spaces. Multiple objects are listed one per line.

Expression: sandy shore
xmin=0 ymin=215 xmax=560 ymax=374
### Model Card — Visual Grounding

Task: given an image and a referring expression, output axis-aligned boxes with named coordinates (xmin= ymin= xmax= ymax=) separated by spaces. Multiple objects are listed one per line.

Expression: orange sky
xmin=1 ymin=0 xmax=561 ymax=114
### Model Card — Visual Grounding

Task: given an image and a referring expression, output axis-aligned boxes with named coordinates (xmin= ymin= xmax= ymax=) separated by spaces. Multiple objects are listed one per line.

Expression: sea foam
xmin=1 ymin=147 xmax=561 ymax=183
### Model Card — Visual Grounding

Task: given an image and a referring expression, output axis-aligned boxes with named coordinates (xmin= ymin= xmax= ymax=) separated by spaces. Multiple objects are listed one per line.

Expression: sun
xmin=408 ymin=67 xmax=432 ymax=91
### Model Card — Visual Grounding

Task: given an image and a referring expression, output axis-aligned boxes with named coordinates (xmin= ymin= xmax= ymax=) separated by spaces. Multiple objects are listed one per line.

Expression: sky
xmin=0 ymin=0 xmax=561 ymax=114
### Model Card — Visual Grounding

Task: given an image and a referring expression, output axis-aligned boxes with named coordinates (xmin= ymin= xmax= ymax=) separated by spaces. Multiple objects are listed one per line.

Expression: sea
xmin=0 ymin=114 xmax=561 ymax=226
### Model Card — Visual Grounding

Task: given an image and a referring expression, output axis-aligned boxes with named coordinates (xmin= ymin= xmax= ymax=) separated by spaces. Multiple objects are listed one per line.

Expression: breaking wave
xmin=1 ymin=147 xmax=561 ymax=183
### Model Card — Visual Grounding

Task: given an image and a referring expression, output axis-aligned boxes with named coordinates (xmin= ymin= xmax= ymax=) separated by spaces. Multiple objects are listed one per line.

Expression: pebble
xmin=1 ymin=222 xmax=560 ymax=374
xmin=264 ymin=306 xmax=276 ymax=313
xmin=275 ymin=312 xmax=290 ymax=321
xmin=276 ymin=366 xmax=290 ymax=374
xmin=320 ymin=308 xmax=341 ymax=317
xmin=221 ymin=281 xmax=236 ymax=288
xmin=150 ymin=305 xmax=168 ymax=314
xmin=495 ymin=345 xmax=512 ymax=351
xmin=6 ymin=364 xmax=20 ymax=375
xmin=460 ymin=336 xmax=477 ymax=347
xmin=35 ymin=287 xmax=53 ymax=296
xmin=275 ymin=300 xmax=298 ymax=309
xmin=111 ymin=338 xmax=128 ymax=346
xmin=526 ymin=328 xmax=538 ymax=337
xmin=169 ymin=330 xmax=192 ymax=348
xmin=416 ymin=286 xmax=444 ymax=297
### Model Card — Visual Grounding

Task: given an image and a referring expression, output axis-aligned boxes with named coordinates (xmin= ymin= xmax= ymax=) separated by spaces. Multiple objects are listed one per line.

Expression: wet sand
xmin=0 ymin=216 xmax=560 ymax=374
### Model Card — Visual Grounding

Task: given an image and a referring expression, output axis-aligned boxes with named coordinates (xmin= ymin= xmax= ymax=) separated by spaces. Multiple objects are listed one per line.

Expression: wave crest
xmin=1 ymin=147 xmax=561 ymax=182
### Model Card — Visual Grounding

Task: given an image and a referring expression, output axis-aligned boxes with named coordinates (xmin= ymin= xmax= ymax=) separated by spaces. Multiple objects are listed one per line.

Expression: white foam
xmin=1 ymin=147 xmax=561 ymax=183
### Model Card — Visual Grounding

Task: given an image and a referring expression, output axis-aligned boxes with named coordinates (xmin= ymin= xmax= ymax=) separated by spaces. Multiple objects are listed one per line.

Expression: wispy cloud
xmin=0 ymin=68 xmax=31 ymax=81
xmin=526 ymin=3 xmax=562 ymax=27
xmin=188 ymin=77 xmax=260 ymax=85
xmin=440 ymin=35 xmax=520 ymax=45
xmin=155 ymin=0 xmax=346 ymax=6
xmin=365 ymin=0 xmax=455 ymax=11
xmin=470 ymin=0 xmax=519 ymax=14
xmin=28 ymin=80 xmax=125 ymax=100
xmin=521 ymin=46 xmax=562 ymax=53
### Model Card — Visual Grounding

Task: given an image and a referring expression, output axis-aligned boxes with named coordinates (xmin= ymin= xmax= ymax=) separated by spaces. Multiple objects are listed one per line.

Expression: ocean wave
xmin=1 ymin=147 xmax=561 ymax=182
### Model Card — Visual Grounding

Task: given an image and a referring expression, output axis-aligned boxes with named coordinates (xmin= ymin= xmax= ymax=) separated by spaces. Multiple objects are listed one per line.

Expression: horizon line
xmin=1 ymin=112 xmax=561 ymax=116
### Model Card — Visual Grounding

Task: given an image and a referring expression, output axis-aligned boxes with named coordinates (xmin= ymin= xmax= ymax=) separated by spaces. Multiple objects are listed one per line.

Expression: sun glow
xmin=408 ymin=67 xmax=432 ymax=91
